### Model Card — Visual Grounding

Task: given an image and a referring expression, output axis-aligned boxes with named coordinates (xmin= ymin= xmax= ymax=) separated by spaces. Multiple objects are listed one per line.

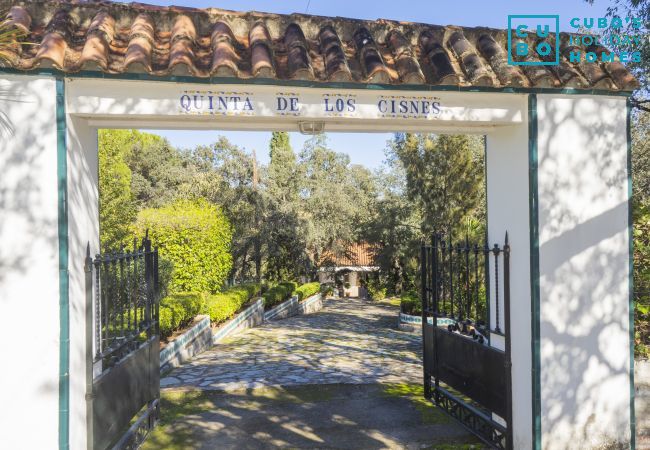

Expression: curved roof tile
xmin=0 ymin=0 xmax=638 ymax=91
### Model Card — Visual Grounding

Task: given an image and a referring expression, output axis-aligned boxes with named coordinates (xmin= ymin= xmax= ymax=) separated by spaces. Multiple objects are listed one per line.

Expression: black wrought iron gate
xmin=420 ymin=233 xmax=512 ymax=449
xmin=85 ymin=235 xmax=160 ymax=449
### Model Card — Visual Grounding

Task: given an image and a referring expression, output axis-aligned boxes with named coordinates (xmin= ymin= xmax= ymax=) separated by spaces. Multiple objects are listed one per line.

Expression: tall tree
xmin=299 ymin=135 xmax=371 ymax=264
xmin=264 ymin=132 xmax=309 ymax=279
xmin=585 ymin=0 xmax=649 ymax=109
xmin=268 ymin=132 xmax=301 ymax=206
xmin=187 ymin=137 xmax=260 ymax=281
xmin=391 ymin=133 xmax=485 ymax=236
xmin=97 ymin=129 xmax=138 ymax=250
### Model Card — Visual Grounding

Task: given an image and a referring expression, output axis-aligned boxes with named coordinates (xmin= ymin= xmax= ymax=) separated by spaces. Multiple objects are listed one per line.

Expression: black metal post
xmin=421 ymin=243 xmax=431 ymax=398
xmin=493 ymin=243 xmax=501 ymax=334
xmin=144 ymin=235 xmax=153 ymax=339
xmin=465 ymin=236 xmax=470 ymax=320
xmin=441 ymin=238 xmax=446 ymax=315
xmin=484 ymin=241 xmax=491 ymax=340
xmin=84 ymin=244 xmax=94 ymax=450
xmin=503 ymin=232 xmax=513 ymax=450
xmin=449 ymin=235 xmax=454 ymax=319
xmin=433 ymin=235 xmax=439 ymax=318
xmin=474 ymin=244 xmax=479 ymax=323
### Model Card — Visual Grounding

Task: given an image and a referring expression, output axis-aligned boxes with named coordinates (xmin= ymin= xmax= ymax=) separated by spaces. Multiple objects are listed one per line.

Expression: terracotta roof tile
xmin=0 ymin=0 xmax=639 ymax=91
xmin=321 ymin=242 xmax=378 ymax=267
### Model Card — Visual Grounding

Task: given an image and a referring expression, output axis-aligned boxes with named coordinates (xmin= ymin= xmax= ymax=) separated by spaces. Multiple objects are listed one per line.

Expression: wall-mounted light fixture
xmin=298 ymin=121 xmax=325 ymax=135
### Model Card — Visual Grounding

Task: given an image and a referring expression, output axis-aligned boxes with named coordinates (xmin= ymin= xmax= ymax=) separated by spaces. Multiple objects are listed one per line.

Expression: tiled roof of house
xmin=0 ymin=0 xmax=638 ymax=91
xmin=321 ymin=242 xmax=378 ymax=268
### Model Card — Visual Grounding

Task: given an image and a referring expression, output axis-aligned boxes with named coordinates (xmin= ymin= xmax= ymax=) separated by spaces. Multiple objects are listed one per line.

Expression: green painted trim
xmin=0 ymin=67 xmax=633 ymax=97
xmin=56 ymin=77 xmax=70 ymax=450
xmin=627 ymin=98 xmax=636 ymax=450
xmin=527 ymin=93 xmax=542 ymax=450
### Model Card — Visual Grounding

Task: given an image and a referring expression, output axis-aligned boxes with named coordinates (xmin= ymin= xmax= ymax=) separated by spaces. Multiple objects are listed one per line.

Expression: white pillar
xmin=66 ymin=107 xmax=99 ymax=450
xmin=536 ymin=94 xmax=632 ymax=448
xmin=486 ymin=115 xmax=534 ymax=449
xmin=0 ymin=75 xmax=60 ymax=448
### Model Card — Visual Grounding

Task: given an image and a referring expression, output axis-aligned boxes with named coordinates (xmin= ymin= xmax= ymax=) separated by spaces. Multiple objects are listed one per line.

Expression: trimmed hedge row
xmin=159 ymin=283 xmax=260 ymax=339
xmin=295 ymin=282 xmax=320 ymax=301
xmin=400 ymin=291 xmax=421 ymax=315
xmin=159 ymin=282 xmax=322 ymax=339
xmin=159 ymin=292 xmax=206 ymax=339
xmin=263 ymin=281 xmax=297 ymax=308
xmin=205 ymin=283 xmax=260 ymax=324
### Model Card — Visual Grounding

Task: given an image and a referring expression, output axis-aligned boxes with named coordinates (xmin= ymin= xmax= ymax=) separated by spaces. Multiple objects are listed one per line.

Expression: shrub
xmin=159 ymin=292 xmax=206 ymax=338
xmin=263 ymin=281 xmax=296 ymax=308
xmin=295 ymin=282 xmax=320 ymax=301
xmin=158 ymin=257 xmax=174 ymax=299
xmin=400 ymin=290 xmax=421 ymax=315
xmin=320 ymin=282 xmax=335 ymax=297
xmin=134 ymin=199 xmax=233 ymax=294
xmin=368 ymin=281 xmax=387 ymax=300
xmin=205 ymin=283 xmax=261 ymax=324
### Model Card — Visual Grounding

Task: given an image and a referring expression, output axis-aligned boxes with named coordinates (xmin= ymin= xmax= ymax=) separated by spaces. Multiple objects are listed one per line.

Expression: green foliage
xmin=295 ymin=282 xmax=320 ymax=301
xmin=392 ymin=133 xmax=485 ymax=236
xmin=98 ymin=130 xmax=139 ymax=250
xmin=320 ymin=282 xmax=335 ymax=296
xmin=135 ymin=199 xmax=233 ymax=293
xmin=585 ymin=0 xmax=650 ymax=91
xmin=263 ymin=281 xmax=297 ymax=308
xmin=400 ymin=290 xmax=421 ymax=315
xmin=204 ymin=283 xmax=260 ymax=324
xmin=158 ymin=257 xmax=174 ymax=299
xmin=187 ymin=137 xmax=262 ymax=281
xmin=159 ymin=292 xmax=206 ymax=339
xmin=367 ymin=279 xmax=388 ymax=300
xmin=300 ymin=135 xmax=377 ymax=266
xmin=633 ymin=112 xmax=650 ymax=357
xmin=127 ymin=132 xmax=196 ymax=208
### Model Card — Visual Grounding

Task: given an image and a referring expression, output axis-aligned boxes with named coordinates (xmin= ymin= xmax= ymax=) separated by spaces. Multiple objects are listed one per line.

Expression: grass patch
xmin=381 ymin=383 xmax=450 ymax=425
xmin=375 ymin=297 xmax=401 ymax=307
xmin=142 ymin=389 xmax=218 ymax=450
xmin=142 ymin=385 xmax=341 ymax=449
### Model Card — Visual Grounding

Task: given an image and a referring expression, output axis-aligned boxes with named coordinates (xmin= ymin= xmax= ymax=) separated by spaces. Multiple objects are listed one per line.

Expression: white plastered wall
xmin=537 ymin=95 xmax=631 ymax=448
xmin=61 ymin=78 xmax=534 ymax=449
xmin=486 ymin=121 xmax=533 ymax=450
xmin=0 ymin=74 xmax=633 ymax=450
xmin=66 ymin=113 xmax=99 ymax=450
xmin=0 ymin=75 xmax=60 ymax=448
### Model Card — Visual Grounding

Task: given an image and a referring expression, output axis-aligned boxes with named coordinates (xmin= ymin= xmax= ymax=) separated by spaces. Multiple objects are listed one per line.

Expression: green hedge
xmin=205 ymin=283 xmax=261 ymax=324
xmin=263 ymin=281 xmax=296 ymax=308
xmin=159 ymin=292 xmax=206 ymax=339
xmin=134 ymin=199 xmax=233 ymax=294
xmin=400 ymin=291 xmax=421 ymax=315
xmin=295 ymin=282 xmax=320 ymax=301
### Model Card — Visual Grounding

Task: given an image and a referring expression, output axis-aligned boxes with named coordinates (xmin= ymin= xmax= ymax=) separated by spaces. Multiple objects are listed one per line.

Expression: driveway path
xmin=161 ymin=297 xmax=423 ymax=391
xmin=151 ymin=297 xmax=479 ymax=449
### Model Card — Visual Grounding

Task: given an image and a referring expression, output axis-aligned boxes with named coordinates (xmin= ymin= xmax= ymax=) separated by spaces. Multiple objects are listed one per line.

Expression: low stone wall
xmin=264 ymin=295 xmax=299 ymax=321
xmin=160 ymin=315 xmax=211 ymax=374
xmin=637 ymin=359 xmax=650 ymax=441
xmin=397 ymin=312 xmax=455 ymax=331
xmin=212 ymin=298 xmax=265 ymax=344
xmin=160 ymin=295 xmax=323 ymax=374
xmin=264 ymin=293 xmax=323 ymax=322
xmin=298 ymin=293 xmax=323 ymax=315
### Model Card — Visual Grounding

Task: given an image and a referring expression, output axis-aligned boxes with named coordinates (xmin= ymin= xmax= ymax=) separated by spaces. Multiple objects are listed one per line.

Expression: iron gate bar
xmin=85 ymin=234 xmax=160 ymax=450
xmin=421 ymin=232 xmax=512 ymax=450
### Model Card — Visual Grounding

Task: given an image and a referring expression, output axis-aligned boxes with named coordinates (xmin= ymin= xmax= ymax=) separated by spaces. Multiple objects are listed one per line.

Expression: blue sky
xmin=144 ymin=0 xmax=609 ymax=168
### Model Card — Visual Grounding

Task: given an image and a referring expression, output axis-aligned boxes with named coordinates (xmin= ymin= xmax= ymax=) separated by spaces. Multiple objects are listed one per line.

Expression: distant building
xmin=318 ymin=242 xmax=379 ymax=298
